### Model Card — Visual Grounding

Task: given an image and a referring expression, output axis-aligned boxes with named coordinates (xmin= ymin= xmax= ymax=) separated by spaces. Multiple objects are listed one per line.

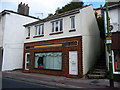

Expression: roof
xmin=0 ymin=10 xmax=40 ymax=20
xmin=24 ymin=4 xmax=92 ymax=27
xmin=104 ymin=2 xmax=120 ymax=10
xmin=107 ymin=2 xmax=120 ymax=6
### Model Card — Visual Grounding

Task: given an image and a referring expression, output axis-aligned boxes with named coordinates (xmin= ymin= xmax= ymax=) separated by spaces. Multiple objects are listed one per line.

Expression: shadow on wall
xmin=0 ymin=48 xmax=3 ymax=71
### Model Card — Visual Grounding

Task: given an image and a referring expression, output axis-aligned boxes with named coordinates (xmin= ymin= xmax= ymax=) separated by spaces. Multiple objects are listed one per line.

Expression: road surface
xmin=2 ymin=77 xmax=53 ymax=88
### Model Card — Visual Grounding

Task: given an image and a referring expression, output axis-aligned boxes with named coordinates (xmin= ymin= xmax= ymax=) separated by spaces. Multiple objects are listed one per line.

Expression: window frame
xmin=27 ymin=27 xmax=30 ymax=37
xmin=70 ymin=16 xmax=75 ymax=29
xmin=35 ymin=24 xmax=44 ymax=36
xmin=25 ymin=53 xmax=30 ymax=70
xmin=34 ymin=52 xmax=62 ymax=70
xmin=51 ymin=19 xmax=63 ymax=33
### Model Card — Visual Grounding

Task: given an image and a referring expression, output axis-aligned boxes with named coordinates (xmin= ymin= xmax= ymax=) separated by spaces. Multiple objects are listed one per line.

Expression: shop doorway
xmin=69 ymin=51 xmax=78 ymax=75
xmin=25 ymin=53 xmax=30 ymax=70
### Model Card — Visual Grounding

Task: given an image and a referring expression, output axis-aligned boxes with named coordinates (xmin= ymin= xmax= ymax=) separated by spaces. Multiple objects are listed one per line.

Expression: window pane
xmin=35 ymin=26 xmax=37 ymax=35
xmin=34 ymin=52 xmax=62 ymax=70
xmin=26 ymin=53 xmax=30 ymax=70
xmin=26 ymin=63 xmax=29 ymax=69
xmin=114 ymin=50 xmax=120 ymax=71
xmin=71 ymin=16 xmax=75 ymax=29
xmin=52 ymin=22 xmax=54 ymax=32
xmin=42 ymin=25 xmax=44 ymax=34
xmin=34 ymin=55 xmax=38 ymax=68
xmin=53 ymin=55 xmax=62 ymax=69
xmin=35 ymin=26 xmax=39 ymax=35
xmin=114 ymin=50 xmax=120 ymax=59
xmin=28 ymin=27 xmax=30 ymax=36
xmin=55 ymin=21 xmax=58 ymax=32
xmin=38 ymin=26 xmax=40 ymax=35
xmin=27 ymin=54 xmax=30 ymax=62
xmin=60 ymin=20 xmax=63 ymax=31
xmin=34 ymin=53 xmax=44 ymax=69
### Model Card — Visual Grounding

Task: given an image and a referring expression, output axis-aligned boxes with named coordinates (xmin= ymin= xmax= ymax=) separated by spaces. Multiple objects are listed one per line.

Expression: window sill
xmin=49 ymin=31 xmax=63 ymax=35
xmin=26 ymin=37 xmax=30 ymax=39
xmin=69 ymin=29 xmax=76 ymax=32
xmin=33 ymin=35 xmax=44 ymax=38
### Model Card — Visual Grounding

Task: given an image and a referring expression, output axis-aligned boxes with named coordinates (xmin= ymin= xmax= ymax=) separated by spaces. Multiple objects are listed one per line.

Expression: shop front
xmin=23 ymin=36 xmax=83 ymax=77
xmin=112 ymin=32 xmax=120 ymax=74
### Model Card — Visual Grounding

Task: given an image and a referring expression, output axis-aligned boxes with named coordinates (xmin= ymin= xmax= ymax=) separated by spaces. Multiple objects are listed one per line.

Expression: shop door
xmin=69 ymin=51 xmax=78 ymax=75
xmin=25 ymin=53 xmax=30 ymax=70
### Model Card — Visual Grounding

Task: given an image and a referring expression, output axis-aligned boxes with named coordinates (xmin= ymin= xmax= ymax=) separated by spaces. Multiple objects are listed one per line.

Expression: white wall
xmin=2 ymin=12 xmax=38 ymax=71
xmin=24 ymin=8 xmax=88 ymax=43
xmin=0 ymin=15 xmax=5 ymax=47
xmin=81 ymin=6 xmax=100 ymax=74
xmin=104 ymin=8 xmax=119 ymax=33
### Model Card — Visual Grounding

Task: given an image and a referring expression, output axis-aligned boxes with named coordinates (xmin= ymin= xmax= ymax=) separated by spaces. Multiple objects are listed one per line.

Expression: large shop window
xmin=34 ymin=52 xmax=62 ymax=70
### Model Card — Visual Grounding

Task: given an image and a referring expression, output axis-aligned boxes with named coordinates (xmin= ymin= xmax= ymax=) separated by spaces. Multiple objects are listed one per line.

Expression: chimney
xmin=17 ymin=2 xmax=29 ymax=15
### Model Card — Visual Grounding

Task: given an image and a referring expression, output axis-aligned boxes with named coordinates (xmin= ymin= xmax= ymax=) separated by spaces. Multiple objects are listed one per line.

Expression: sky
xmin=0 ymin=0 xmax=106 ymax=18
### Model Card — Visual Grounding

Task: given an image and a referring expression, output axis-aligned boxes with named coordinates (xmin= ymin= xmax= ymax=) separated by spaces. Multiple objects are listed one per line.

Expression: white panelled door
xmin=69 ymin=51 xmax=78 ymax=75
xmin=25 ymin=53 xmax=30 ymax=70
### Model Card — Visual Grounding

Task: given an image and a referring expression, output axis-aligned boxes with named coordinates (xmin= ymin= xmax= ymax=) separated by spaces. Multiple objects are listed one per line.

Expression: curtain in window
xmin=34 ymin=52 xmax=62 ymax=70
xmin=34 ymin=56 xmax=38 ymax=68
xmin=53 ymin=55 xmax=62 ymax=69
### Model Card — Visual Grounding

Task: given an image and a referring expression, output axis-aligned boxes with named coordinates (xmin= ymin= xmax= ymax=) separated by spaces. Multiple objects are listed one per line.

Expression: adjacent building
xmin=23 ymin=5 xmax=100 ymax=78
xmin=0 ymin=3 xmax=39 ymax=71
xmin=94 ymin=5 xmax=104 ymax=18
xmin=104 ymin=2 xmax=120 ymax=74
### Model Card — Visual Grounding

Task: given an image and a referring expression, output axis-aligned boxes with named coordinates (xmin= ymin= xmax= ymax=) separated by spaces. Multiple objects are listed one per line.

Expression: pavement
xmin=2 ymin=70 xmax=120 ymax=88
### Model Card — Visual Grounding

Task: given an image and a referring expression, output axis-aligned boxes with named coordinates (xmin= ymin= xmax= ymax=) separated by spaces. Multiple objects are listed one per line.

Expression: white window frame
xmin=70 ymin=16 xmax=75 ymax=29
xmin=35 ymin=24 xmax=44 ymax=36
xmin=52 ymin=20 xmax=63 ymax=33
xmin=25 ymin=53 xmax=30 ymax=70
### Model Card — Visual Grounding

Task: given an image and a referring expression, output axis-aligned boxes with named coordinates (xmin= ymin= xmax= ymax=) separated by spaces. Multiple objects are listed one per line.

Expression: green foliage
xmin=55 ymin=2 xmax=84 ymax=14
xmin=47 ymin=14 xmax=53 ymax=18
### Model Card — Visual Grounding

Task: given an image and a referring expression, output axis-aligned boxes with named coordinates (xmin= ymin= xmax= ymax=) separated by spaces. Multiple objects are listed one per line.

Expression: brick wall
xmin=23 ymin=36 xmax=83 ymax=77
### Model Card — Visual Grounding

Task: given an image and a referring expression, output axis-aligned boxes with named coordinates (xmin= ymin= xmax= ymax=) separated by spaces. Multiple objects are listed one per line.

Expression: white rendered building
xmin=0 ymin=9 xmax=39 ymax=71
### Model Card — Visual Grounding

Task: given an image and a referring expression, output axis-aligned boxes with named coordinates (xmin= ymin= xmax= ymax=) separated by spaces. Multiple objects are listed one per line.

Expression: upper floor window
xmin=52 ymin=20 xmax=63 ymax=33
xmin=70 ymin=16 xmax=75 ymax=29
xmin=27 ymin=27 xmax=30 ymax=37
xmin=35 ymin=24 xmax=44 ymax=36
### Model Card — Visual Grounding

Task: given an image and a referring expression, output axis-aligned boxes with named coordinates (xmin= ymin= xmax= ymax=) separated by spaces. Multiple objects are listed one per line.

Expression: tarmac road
xmin=2 ymin=77 xmax=54 ymax=88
